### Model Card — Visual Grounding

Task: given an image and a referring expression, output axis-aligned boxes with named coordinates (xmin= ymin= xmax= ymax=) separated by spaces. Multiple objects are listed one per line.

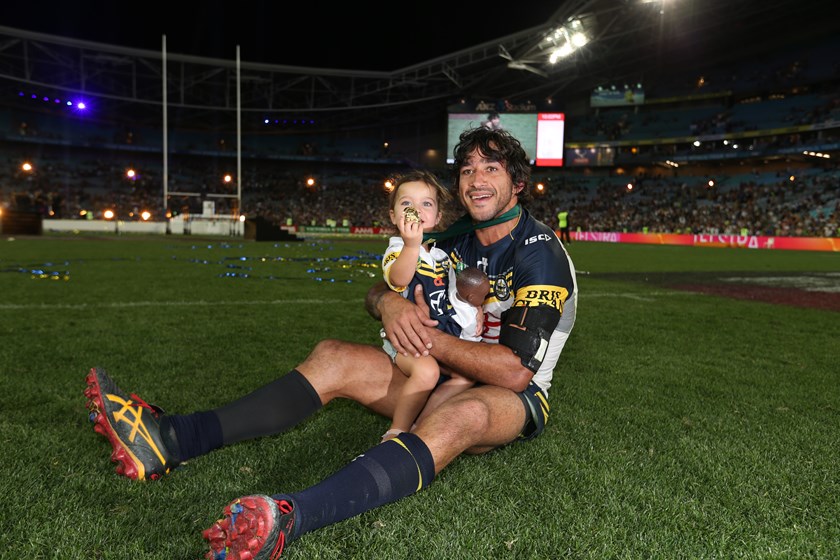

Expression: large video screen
xmin=446 ymin=112 xmax=565 ymax=167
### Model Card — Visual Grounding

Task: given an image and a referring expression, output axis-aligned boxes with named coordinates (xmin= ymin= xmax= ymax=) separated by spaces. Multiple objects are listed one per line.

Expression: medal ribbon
xmin=423 ymin=204 xmax=521 ymax=245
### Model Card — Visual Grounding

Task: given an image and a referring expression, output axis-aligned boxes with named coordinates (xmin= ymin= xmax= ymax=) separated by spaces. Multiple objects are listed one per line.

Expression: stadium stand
xmin=0 ymin=17 xmax=837 ymax=239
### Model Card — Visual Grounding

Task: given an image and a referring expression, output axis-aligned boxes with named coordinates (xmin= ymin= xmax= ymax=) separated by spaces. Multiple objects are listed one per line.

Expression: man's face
xmin=457 ymin=147 xmax=520 ymax=222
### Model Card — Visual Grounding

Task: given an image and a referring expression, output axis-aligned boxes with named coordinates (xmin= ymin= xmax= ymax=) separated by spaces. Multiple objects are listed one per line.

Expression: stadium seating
xmin=1 ymin=34 xmax=837 ymax=238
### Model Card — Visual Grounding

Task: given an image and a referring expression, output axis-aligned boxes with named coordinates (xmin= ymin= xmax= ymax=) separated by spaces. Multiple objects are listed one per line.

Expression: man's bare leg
xmin=301 ymin=338 xmax=528 ymax=472
xmin=412 ymin=384 xmax=527 ymax=471
xmin=413 ymin=375 xmax=473 ymax=428
xmin=296 ymin=339 xmax=407 ymax=418
xmin=296 ymin=339 xmax=528 ymax=467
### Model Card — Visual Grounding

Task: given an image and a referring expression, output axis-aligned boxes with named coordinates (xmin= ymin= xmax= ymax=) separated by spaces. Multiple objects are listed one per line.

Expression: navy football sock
xmin=160 ymin=410 xmax=221 ymax=462
xmin=161 ymin=369 xmax=322 ymax=461
xmin=276 ymin=432 xmax=436 ymax=539
xmin=215 ymin=369 xmax=322 ymax=445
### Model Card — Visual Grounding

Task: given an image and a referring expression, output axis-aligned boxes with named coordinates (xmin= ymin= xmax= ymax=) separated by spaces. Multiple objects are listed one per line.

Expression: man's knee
xmin=302 ymin=338 xmax=369 ymax=385
xmin=306 ymin=338 xmax=370 ymax=369
xmin=309 ymin=338 xmax=346 ymax=357
xmin=443 ymin=389 xmax=527 ymax=450
xmin=437 ymin=394 xmax=493 ymax=435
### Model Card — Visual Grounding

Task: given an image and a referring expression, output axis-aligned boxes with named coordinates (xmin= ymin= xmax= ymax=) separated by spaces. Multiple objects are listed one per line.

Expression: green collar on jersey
xmin=423 ymin=204 xmax=521 ymax=245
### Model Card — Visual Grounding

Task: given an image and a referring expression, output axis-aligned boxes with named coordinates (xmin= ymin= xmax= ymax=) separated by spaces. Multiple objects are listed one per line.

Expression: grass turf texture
xmin=1 ymin=234 xmax=837 ymax=559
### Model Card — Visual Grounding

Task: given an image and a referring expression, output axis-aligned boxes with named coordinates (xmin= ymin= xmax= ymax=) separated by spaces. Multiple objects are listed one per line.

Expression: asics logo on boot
xmin=106 ymin=393 xmax=167 ymax=465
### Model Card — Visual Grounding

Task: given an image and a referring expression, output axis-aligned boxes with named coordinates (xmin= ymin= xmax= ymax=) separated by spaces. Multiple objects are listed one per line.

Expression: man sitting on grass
xmin=84 ymin=125 xmax=578 ymax=559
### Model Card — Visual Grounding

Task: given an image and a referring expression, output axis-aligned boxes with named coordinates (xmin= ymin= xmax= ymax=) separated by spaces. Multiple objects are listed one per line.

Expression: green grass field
xmin=1 ymin=234 xmax=837 ymax=559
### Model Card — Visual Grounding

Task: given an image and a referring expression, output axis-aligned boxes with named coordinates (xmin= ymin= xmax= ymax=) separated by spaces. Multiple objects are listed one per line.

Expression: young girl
xmin=380 ymin=170 xmax=489 ymax=442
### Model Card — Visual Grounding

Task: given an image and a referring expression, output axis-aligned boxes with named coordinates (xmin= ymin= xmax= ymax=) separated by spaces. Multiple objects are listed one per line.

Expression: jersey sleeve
xmin=512 ymin=229 xmax=575 ymax=315
xmin=382 ymin=236 xmax=408 ymax=292
xmin=509 ymin=225 xmax=577 ymax=395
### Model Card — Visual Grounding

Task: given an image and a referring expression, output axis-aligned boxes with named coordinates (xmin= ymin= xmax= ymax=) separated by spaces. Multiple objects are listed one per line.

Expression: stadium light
xmin=546 ymin=19 xmax=589 ymax=64
xmin=501 ymin=15 xmax=590 ymax=74
xmin=804 ymin=151 xmax=830 ymax=159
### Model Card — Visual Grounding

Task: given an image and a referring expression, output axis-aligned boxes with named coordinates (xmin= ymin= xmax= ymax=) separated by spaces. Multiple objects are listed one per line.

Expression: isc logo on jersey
xmin=524 ymin=234 xmax=552 ymax=245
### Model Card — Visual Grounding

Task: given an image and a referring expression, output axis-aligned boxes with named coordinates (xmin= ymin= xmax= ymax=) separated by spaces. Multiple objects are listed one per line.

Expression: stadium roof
xmin=0 ymin=0 xmax=834 ymax=135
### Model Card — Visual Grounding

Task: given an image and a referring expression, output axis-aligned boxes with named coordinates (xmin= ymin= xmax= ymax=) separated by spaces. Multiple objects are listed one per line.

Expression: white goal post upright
xmin=160 ymin=36 xmax=243 ymax=235
xmin=162 ymin=34 xmax=169 ymax=221
xmin=236 ymin=44 xmax=242 ymax=220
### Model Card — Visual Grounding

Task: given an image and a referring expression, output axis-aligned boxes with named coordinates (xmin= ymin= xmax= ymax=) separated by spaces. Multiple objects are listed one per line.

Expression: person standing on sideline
xmin=558 ymin=209 xmax=571 ymax=244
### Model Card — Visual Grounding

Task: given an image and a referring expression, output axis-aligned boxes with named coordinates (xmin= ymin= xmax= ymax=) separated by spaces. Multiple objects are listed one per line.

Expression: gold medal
xmin=403 ymin=206 xmax=421 ymax=223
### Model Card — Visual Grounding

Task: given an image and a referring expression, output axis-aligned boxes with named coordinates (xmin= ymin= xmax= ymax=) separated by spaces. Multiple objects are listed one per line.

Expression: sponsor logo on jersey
xmin=515 ymin=285 xmax=569 ymax=311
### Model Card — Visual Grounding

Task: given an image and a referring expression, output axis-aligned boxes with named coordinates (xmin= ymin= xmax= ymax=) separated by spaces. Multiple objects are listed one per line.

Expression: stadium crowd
xmin=3 ymin=149 xmax=837 ymax=238
xmin=528 ymin=169 xmax=839 ymax=237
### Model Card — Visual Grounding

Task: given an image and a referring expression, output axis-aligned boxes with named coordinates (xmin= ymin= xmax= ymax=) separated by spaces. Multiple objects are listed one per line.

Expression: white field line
xmin=0 ymin=298 xmax=365 ymax=310
xmin=583 ymin=291 xmax=688 ymax=302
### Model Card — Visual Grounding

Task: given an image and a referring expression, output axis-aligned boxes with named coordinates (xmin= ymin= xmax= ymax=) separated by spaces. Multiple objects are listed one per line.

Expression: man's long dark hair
xmin=450 ymin=126 xmax=532 ymax=204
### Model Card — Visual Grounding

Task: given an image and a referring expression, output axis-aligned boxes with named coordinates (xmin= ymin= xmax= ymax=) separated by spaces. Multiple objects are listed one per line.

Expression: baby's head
xmin=388 ymin=170 xmax=452 ymax=232
xmin=455 ymin=266 xmax=490 ymax=307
